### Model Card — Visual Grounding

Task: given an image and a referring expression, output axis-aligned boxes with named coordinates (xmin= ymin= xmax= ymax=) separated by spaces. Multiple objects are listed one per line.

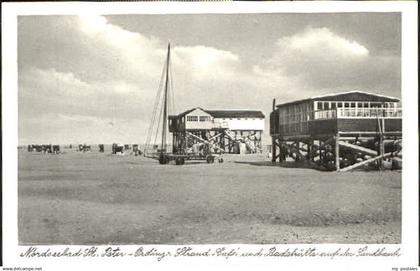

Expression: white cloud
xmin=75 ymin=15 xmax=245 ymax=98
xmin=76 ymin=15 xmax=165 ymax=84
xmin=277 ymin=26 xmax=369 ymax=58
xmin=254 ymin=26 xmax=399 ymax=98
xmin=20 ymin=68 xmax=91 ymax=97
xmin=79 ymin=15 xmax=108 ymax=35
xmin=79 ymin=15 xmax=244 ymax=84
xmin=173 ymin=45 xmax=240 ymax=80
xmin=19 ymin=67 xmax=145 ymax=100
xmin=79 ymin=15 xmax=152 ymax=48
xmin=266 ymin=26 xmax=370 ymax=76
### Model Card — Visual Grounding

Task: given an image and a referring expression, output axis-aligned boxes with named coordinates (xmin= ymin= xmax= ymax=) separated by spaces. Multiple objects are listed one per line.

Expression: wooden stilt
xmin=377 ymin=117 xmax=384 ymax=170
xmin=272 ymin=137 xmax=277 ymax=163
xmin=307 ymin=142 xmax=311 ymax=160
xmin=335 ymin=134 xmax=340 ymax=172
xmin=379 ymin=134 xmax=384 ymax=170
xmin=280 ymin=140 xmax=286 ymax=162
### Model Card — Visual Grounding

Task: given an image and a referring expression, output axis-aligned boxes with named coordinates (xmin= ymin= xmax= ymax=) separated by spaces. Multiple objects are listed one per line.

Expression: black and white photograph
xmin=2 ymin=1 xmax=418 ymax=271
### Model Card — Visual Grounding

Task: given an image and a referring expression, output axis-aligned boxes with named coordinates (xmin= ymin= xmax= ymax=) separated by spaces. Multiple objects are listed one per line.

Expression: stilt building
xmin=270 ymin=91 xmax=402 ymax=171
xmin=169 ymin=108 xmax=265 ymax=154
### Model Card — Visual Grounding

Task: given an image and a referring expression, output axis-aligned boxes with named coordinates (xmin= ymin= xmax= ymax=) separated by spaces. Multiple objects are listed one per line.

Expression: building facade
xmin=270 ymin=90 xmax=401 ymax=138
xmin=169 ymin=108 xmax=265 ymax=154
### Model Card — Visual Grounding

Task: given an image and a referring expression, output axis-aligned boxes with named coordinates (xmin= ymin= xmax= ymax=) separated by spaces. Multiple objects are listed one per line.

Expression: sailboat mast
xmin=161 ymin=43 xmax=171 ymax=154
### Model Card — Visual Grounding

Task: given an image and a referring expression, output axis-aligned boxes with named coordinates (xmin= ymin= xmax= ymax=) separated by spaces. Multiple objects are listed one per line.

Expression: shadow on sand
xmin=234 ymin=160 xmax=331 ymax=171
xmin=175 ymin=161 xmax=208 ymax=166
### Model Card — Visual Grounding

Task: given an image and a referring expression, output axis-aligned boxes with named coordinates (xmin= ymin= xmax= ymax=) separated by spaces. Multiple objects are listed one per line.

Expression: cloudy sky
xmin=18 ymin=13 xmax=401 ymax=145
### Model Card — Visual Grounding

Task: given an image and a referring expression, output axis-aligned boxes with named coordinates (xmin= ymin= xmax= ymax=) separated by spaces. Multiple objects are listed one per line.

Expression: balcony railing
xmin=314 ymin=108 xmax=402 ymax=120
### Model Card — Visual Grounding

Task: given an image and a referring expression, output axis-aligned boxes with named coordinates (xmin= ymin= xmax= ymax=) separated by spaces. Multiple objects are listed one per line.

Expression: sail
xmin=144 ymin=43 xmax=174 ymax=158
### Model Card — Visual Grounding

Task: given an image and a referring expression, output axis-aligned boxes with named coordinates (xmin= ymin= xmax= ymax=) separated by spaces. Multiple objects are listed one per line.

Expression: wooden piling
xmin=272 ymin=137 xmax=277 ymax=163
xmin=335 ymin=134 xmax=340 ymax=172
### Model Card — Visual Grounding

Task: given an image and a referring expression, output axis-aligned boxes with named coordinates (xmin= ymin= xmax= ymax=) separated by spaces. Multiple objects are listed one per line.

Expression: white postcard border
xmin=2 ymin=2 xmax=418 ymax=271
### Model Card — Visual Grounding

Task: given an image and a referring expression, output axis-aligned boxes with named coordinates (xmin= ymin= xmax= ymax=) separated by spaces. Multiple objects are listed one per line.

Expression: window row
xmin=186 ymin=116 xmax=262 ymax=121
xmin=316 ymin=101 xmax=397 ymax=110
xmin=186 ymin=116 xmax=211 ymax=122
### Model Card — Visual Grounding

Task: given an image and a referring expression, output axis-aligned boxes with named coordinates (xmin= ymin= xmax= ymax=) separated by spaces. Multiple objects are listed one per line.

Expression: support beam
xmin=286 ymin=143 xmax=306 ymax=161
xmin=338 ymin=141 xmax=378 ymax=156
xmin=269 ymin=126 xmax=401 ymax=171
xmin=185 ymin=131 xmax=225 ymax=153
xmin=208 ymin=131 xmax=223 ymax=141
xmin=340 ymin=152 xmax=394 ymax=172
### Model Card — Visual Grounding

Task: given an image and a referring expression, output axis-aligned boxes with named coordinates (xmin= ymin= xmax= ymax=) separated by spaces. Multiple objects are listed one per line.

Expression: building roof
xmin=169 ymin=107 xmax=209 ymax=119
xmin=206 ymin=110 xmax=265 ymax=118
xmin=170 ymin=107 xmax=265 ymax=119
xmin=275 ymin=90 xmax=400 ymax=108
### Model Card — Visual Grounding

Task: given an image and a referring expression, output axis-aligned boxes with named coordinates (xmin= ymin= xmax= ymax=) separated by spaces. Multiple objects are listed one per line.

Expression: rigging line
xmin=144 ymin=60 xmax=167 ymax=150
xmin=168 ymin=79 xmax=172 ymax=116
xmin=146 ymin=83 xmax=163 ymax=146
xmin=145 ymin=88 xmax=162 ymax=146
xmin=149 ymin=62 xmax=166 ymax=130
xmin=145 ymin=88 xmax=162 ymax=151
xmin=167 ymin=75 xmax=172 ymax=116
xmin=146 ymin=58 xmax=167 ymax=134
xmin=169 ymin=55 xmax=176 ymax=114
xmin=153 ymin=97 xmax=165 ymax=147
xmin=167 ymin=53 xmax=171 ymax=115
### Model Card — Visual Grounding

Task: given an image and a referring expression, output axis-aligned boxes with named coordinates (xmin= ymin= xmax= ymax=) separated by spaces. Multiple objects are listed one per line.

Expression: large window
xmin=199 ymin=116 xmax=210 ymax=122
xmin=187 ymin=116 xmax=198 ymax=121
xmin=370 ymin=102 xmax=382 ymax=108
xmin=316 ymin=101 xmax=323 ymax=110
